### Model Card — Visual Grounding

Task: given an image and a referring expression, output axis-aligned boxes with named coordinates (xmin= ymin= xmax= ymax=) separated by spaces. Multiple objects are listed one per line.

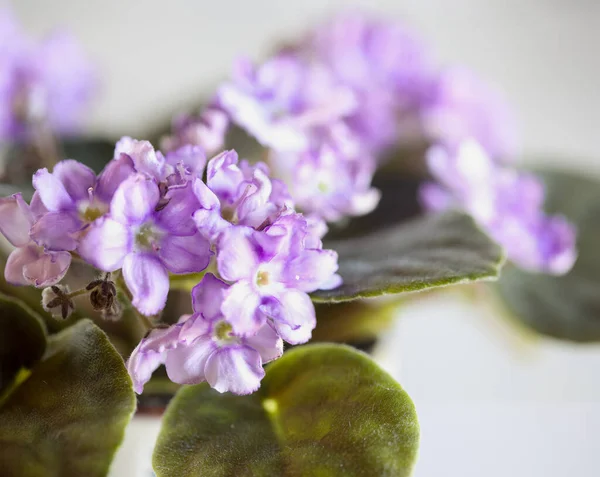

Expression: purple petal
xmin=159 ymin=233 xmax=211 ymax=274
xmin=204 ymin=345 xmax=264 ymax=394
xmin=216 ymin=226 xmax=258 ymax=282
xmin=0 ymin=193 xmax=34 ymax=247
xmin=110 ymin=174 xmax=159 ymax=225
xmin=192 ymin=177 xmax=221 ymax=210
xmin=29 ymin=211 xmax=81 ymax=251
xmin=29 ymin=192 xmax=48 ymax=219
xmin=52 ymin=160 xmax=96 ymax=202
xmin=4 ymin=245 xmax=39 ymax=286
xmin=265 ymin=289 xmax=315 ymax=345
xmin=127 ymin=324 xmax=183 ymax=394
xmin=155 ymin=182 xmax=200 ymax=236
xmin=165 ymin=336 xmax=215 ymax=385
xmin=78 ymin=217 xmax=131 ymax=271
xmin=165 ymin=144 xmax=207 ymax=176
xmin=22 ymin=250 xmax=72 ymax=288
xmin=221 ymin=281 xmax=264 ymax=336
xmin=284 ymin=249 xmax=339 ymax=293
xmin=193 ymin=208 xmax=229 ymax=242
xmin=205 ymin=150 xmax=243 ymax=200
xmin=123 ymin=253 xmax=169 ymax=315
xmin=115 ymin=137 xmax=165 ymax=180
xmin=95 ymin=154 xmax=136 ymax=202
xmin=190 ymin=273 xmax=228 ymax=319
xmin=244 ymin=324 xmax=283 ymax=364
xmin=32 ymin=168 xmax=73 ymax=212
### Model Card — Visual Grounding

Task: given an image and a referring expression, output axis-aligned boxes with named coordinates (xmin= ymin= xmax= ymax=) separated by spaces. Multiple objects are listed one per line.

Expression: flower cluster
xmin=0 ymin=137 xmax=340 ymax=394
xmin=420 ymin=141 xmax=577 ymax=274
xmin=0 ymin=8 xmax=95 ymax=141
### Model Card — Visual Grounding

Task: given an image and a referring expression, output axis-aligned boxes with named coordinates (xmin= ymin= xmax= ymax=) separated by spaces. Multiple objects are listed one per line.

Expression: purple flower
xmin=127 ymin=273 xmax=283 ymax=395
xmin=192 ymin=150 xmax=292 ymax=242
xmin=269 ymin=123 xmax=380 ymax=222
xmin=0 ymin=9 xmax=96 ymax=140
xmin=420 ymin=68 xmax=518 ymax=161
xmin=161 ymin=107 xmax=229 ymax=157
xmin=79 ymin=174 xmax=211 ymax=315
xmin=420 ymin=140 xmax=577 ymax=274
xmin=217 ymin=213 xmax=340 ymax=342
xmin=0 ymin=192 xmax=71 ymax=287
xmin=217 ymin=54 xmax=356 ymax=152
xmin=31 ymin=156 xmax=134 ymax=251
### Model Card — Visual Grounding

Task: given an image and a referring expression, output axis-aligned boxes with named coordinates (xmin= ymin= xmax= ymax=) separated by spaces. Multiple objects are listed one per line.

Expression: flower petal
xmin=122 ymin=253 xmax=169 ymax=315
xmin=204 ymin=345 xmax=264 ymax=394
xmin=245 ymin=324 xmax=283 ymax=364
xmin=264 ymin=289 xmax=315 ymax=345
xmin=216 ymin=226 xmax=258 ymax=281
xmin=221 ymin=281 xmax=264 ymax=336
xmin=284 ymin=249 xmax=340 ymax=293
xmin=22 ymin=250 xmax=72 ymax=288
xmin=0 ymin=193 xmax=34 ymax=246
xmin=4 ymin=245 xmax=40 ymax=286
xmin=115 ymin=137 xmax=165 ymax=180
xmin=52 ymin=160 xmax=96 ymax=202
xmin=190 ymin=273 xmax=228 ymax=319
xmin=95 ymin=154 xmax=136 ymax=202
xmin=30 ymin=211 xmax=81 ymax=251
xmin=159 ymin=233 xmax=211 ymax=274
xmin=165 ymin=336 xmax=216 ymax=385
xmin=32 ymin=167 xmax=73 ymax=212
xmin=110 ymin=174 xmax=159 ymax=225
xmin=78 ymin=217 xmax=130 ymax=271
xmin=155 ymin=182 xmax=200 ymax=236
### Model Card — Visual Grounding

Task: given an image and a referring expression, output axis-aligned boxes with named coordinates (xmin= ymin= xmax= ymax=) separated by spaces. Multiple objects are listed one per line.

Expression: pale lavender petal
xmin=165 ymin=336 xmax=216 ymax=385
xmin=204 ymin=346 xmax=264 ymax=394
xmin=264 ymin=289 xmax=315 ymax=345
xmin=159 ymin=233 xmax=211 ymax=274
xmin=123 ymin=253 xmax=169 ymax=316
xmin=165 ymin=145 xmax=206 ymax=176
xmin=78 ymin=217 xmax=130 ymax=271
xmin=0 ymin=193 xmax=34 ymax=246
xmin=22 ymin=250 xmax=71 ymax=288
xmin=216 ymin=227 xmax=258 ymax=282
xmin=115 ymin=137 xmax=165 ymax=180
xmin=192 ymin=177 xmax=221 ymax=210
xmin=193 ymin=208 xmax=229 ymax=242
xmin=127 ymin=324 xmax=183 ymax=394
xmin=221 ymin=281 xmax=264 ymax=336
xmin=205 ymin=150 xmax=243 ymax=200
xmin=155 ymin=182 xmax=199 ymax=236
xmin=52 ymin=160 xmax=96 ymax=202
xmin=110 ymin=174 xmax=159 ymax=225
xmin=244 ymin=324 xmax=283 ymax=364
xmin=29 ymin=192 xmax=48 ymax=219
xmin=32 ymin=168 xmax=73 ymax=212
xmin=190 ymin=273 xmax=228 ymax=319
xmin=4 ymin=245 xmax=39 ymax=286
xmin=29 ymin=211 xmax=80 ymax=251
xmin=95 ymin=154 xmax=136 ymax=202
xmin=284 ymin=249 xmax=339 ymax=292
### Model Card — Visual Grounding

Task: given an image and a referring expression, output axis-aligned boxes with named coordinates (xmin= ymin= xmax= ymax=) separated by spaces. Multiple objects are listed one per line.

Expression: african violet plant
xmin=0 ymin=8 xmax=590 ymax=477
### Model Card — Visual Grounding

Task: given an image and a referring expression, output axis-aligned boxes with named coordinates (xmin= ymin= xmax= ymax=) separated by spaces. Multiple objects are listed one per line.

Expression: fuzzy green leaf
xmin=0 ymin=293 xmax=46 ymax=400
xmin=153 ymin=344 xmax=419 ymax=477
xmin=313 ymin=211 xmax=505 ymax=302
xmin=0 ymin=320 xmax=136 ymax=476
xmin=496 ymin=169 xmax=600 ymax=341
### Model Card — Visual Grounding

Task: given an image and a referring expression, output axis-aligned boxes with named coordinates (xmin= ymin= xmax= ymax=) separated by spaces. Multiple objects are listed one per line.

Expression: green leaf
xmin=0 ymin=320 xmax=136 ymax=476
xmin=0 ymin=293 xmax=46 ymax=400
xmin=313 ymin=211 xmax=505 ymax=303
xmin=312 ymin=300 xmax=399 ymax=346
xmin=495 ymin=169 xmax=600 ymax=341
xmin=153 ymin=344 xmax=419 ymax=477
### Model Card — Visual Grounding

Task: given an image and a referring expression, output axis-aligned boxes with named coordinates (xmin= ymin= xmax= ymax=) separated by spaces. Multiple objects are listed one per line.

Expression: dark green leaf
xmin=313 ymin=211 xmax=505 ymax=302
xmin=0 ymin=293 xmax=46 ymax=400
xmin=0 ymin=320 xmax=136 ymax=476
xmin=312 ymin=299 xmax=399 ymax=345
xmin=153 ymin=344 xmax=419 ymax=477
xmin=496 ymin=169 xmax=600 ymax=341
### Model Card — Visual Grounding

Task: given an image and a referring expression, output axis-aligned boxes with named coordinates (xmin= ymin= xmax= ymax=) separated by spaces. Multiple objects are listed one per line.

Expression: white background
xmin=9 ymin=1 xmax=600 ymax=476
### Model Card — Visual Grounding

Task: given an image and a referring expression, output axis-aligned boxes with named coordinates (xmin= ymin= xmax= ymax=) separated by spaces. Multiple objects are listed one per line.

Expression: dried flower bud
xmin=101 ymin=300 xmax=122 ymax=322
xmin=41 ymin=285 xmax=74 ymax=319
xmin=89 ymin=278 xmax=117 ymax=312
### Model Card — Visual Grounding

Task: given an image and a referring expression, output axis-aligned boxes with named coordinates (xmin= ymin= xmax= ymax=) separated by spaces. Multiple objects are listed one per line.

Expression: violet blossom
xmin=0 ymin=192 xmax=71 ymax=287
xmin=127 ymin=273 xmax=283 ymax=395
xmin=0 ymin=8 xmax=96 ymax=141
xmin=217 ymin=212 xmax=341 ymax=342
xmin=420 ymin=140 xmax=577 ymax=274
xmin=79 ymin=174 xmax=211 ymax=315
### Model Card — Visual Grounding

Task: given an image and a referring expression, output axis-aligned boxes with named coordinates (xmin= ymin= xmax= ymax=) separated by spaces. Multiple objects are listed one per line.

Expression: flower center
xmin=317 ymin=181 xmax=329 ymax=193
xmin=213 ymin=320 xmax=236 ymax=345
xmin=221 ymin=206 xmax=238 ymax=224
xmin=135 ymin=222 xmax=161 ymax=251
xmin=256 ymin=270 xmax=270 ymax=287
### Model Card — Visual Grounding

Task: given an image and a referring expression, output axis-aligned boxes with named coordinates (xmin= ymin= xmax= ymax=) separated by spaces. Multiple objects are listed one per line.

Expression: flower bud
xmin=41 ymin=285 xmax=74 ymax=319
